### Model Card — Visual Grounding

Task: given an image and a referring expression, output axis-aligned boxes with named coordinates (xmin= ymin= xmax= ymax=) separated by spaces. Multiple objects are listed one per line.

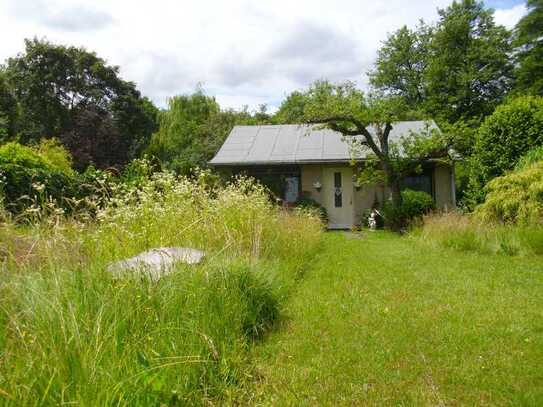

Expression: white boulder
xmin=107 ymin=247 xmax=204 ymax=281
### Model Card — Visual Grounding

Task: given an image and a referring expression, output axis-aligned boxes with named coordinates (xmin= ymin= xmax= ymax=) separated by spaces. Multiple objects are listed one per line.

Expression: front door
xmin=323 ymin=167 xmax=354 ymax=229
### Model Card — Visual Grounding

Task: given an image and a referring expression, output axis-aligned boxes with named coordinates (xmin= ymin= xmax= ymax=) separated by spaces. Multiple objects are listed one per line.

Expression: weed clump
xmin=415 ymin=212 xmax=543 ymax=256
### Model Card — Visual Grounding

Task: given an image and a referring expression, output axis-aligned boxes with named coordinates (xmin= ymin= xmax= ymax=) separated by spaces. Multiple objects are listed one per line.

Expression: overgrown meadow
xmin=0 ymin=171 xmax=322 ymax=405
xmin=415 ymin=212 xmax=543 ymax=256
xmin=415 ymin=153 xmax=543 ymax=256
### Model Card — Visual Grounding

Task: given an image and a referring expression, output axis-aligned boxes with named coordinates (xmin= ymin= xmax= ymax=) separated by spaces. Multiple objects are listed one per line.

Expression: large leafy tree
xmin=369 ymin=1 xmax=513 ymax=125
xmin=4 ymin=38 xmax=157 ymax=169
xmin=424 ymin=0 xmax=513 ymax=123
xmin=514 ymin=0 xmax=543 ymax=95
xmin=146 ymin=90 xmax=236 ymax=174
xmin=147 ymin=89 xmax=276 ymax=173
xmin=274 ymin=91 xmax=307 ymax=124
xmin=0 ymin=71 xmax=18 ymax=142
xmin=368 ymin=22 xmax=432 ymax=108
xmin=300 ymin=81 xmax=448 ymax=213
xmin=60 ymin=105 xmax=123 ymax=170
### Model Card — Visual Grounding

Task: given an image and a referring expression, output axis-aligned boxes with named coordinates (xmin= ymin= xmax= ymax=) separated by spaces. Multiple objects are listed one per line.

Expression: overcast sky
xmin=0 ymin=0 xmax=527 ymax=111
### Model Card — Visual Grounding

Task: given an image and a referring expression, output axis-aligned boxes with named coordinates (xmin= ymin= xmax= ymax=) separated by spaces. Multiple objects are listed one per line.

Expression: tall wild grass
xmin=0 ymin=173 xmax=322 ymax=405
xmin=414 ymin=212 xmax=543 ymax=256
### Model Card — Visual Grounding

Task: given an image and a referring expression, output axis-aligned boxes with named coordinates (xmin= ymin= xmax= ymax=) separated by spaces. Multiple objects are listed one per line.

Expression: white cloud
xmin=494 ymin=3 xmax=527 ymax=29
xmin=6 ymin=0 xmax=114 ymax=31
xmin=0 ymin=0 xmax=525 ymax=110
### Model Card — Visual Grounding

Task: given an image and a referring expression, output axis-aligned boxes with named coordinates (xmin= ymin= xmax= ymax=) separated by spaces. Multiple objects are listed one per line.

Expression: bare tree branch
xmin=309 ymin=116 xmax=387 ymax=160
xmin=328 ymin=123 xmax=360 ymax=137
xmin=383 ymin=122 xmax=393 ymax=146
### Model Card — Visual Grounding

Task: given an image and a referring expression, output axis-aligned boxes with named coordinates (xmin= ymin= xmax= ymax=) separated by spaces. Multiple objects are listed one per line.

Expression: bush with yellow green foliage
xmin=475 ymin=159 xmax=543 ymax=225
xmin=515 ymin=145 xmax=543 ymax=171
xmin=35 ymin=138 xmax=75 ymax=175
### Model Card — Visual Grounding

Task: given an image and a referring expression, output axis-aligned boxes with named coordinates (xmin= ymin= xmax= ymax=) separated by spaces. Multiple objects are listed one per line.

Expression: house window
xmin=402 ymin=173 xmax=433 ymax=196
xmin=334 ymin=172 xmax=342 ymax=207
xmin=284 ymin=176 xmax=300 ymax=203
xmin=234 ymin=166 xmax=301 ymax=203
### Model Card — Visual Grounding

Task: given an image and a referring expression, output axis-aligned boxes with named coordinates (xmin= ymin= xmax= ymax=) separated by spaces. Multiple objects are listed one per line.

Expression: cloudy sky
xmin=0 ymin=0 xmax=527 ymax=111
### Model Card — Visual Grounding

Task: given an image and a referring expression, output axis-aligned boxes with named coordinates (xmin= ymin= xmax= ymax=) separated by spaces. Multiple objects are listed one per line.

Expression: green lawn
xmin=237 ymin=232 xmax=543 ymax=405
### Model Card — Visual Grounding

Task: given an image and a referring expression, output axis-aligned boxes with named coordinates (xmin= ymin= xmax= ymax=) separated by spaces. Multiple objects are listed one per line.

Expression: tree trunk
xmin=383 ymin=162 xmax=404 ymax=232
xmin=382 ymin=161 xmax=402 ymax=209
xmin=390 ymin=178 xmax=402 ymax=208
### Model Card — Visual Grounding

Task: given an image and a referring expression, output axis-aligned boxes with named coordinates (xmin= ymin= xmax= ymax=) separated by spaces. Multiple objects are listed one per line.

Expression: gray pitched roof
xmin=209 ymin=120 xmax=439 ymax=166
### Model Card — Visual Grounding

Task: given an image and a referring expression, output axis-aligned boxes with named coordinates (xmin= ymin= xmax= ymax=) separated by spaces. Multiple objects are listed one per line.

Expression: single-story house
xmin=209 ymin=121 xmax=456 ymax=229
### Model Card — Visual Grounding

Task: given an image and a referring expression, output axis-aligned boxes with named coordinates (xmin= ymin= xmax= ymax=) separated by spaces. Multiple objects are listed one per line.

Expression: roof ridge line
xmin=244 ymin=125 xmax=260 ymax=159
xmin=320 ymin=126 xmax=325 ymax=161
xmin=269 ymin=125 xmax=282 ymax=161
xmin=293 ymin=124 xmax=304 ymax=162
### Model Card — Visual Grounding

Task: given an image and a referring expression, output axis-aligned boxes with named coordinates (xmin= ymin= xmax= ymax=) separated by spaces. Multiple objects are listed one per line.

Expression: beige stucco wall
xmin=219 ymin=163 xmax=456 ymax=226
xmin=301 ymin=164 xmax=384 ymax=225
xmin=434 ymin=163 xmax=456 ymax=210
xmin=353 ymin=184 xmax=387 ymax=225
xmin=300 ymin=164 xmax=324 ymax=205
xmin=301 ymin=162 xmax=456 ymax=225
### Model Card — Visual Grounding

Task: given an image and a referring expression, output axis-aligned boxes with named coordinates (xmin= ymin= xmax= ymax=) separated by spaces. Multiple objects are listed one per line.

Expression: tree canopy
xmin=514 ymin=0 xmax=543 ymax=96
xmin=0 ymin=72 xmax=18 ymax=142
xmin=4 ymin=38 xmax=158 ymax=169
xmin=368 ymin=22 xmax=432 ymax=107
xmin=146 ymin=91 xmax=226 ymax=174
xmin=369 ymin=0 xmax=513 ymax=125
xmin=146 ymin=89 xmax=272 ymax=174
xmin=425 ymin=0 xmax=513 ymax=123
xmin=274 ymin=91 xmax=307 ymax=124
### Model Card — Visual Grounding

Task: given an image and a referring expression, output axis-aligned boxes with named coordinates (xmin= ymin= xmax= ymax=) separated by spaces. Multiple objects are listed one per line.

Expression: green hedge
xmin=0 ymin=142 xmax=113 ymax=217
xmin=383 ymin=189 xmax=435 ymax=230
xmin=468 ymin=96 xmax=543 ymax=204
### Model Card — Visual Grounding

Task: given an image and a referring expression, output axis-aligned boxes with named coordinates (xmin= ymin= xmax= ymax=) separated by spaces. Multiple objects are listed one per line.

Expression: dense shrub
xmin=36 ymin=138 xmax=75 ymax=175
xmin=468 ymin=96 xmax=543 ymax=204
xmin=401 ymin=189 xmax=435 ymax=218
xmin=0 ymin=141 xmax=119 ymax=219
xmin=515 ymin=145 xmax=543 ymax=171
xmin=295 ymin=197 xmax=327 ymax=222
xmin=475 ymin=161 xmax=543 ymax=225
xmin=119 ymin=157 xmax=158 ymax=186
xmin=0 ymin=142 xmax=78 ymax=214
xmin=0 ymin=141 xmax=61 ymax=171
xmin=382 ymin=189 xmax=435 ymax=229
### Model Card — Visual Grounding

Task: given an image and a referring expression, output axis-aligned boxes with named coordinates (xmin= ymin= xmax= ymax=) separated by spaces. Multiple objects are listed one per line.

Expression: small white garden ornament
xmin=368 ymin=209 xmax=382 ymax=231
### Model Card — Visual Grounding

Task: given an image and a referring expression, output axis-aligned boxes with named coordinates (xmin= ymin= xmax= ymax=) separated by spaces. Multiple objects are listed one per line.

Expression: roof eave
xmin=209 ymin=158 xmax=363 ymax=167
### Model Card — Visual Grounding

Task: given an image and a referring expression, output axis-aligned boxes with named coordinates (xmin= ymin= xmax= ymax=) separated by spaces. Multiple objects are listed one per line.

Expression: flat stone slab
xmin=107 ymin=247 xmax=204 ymax=281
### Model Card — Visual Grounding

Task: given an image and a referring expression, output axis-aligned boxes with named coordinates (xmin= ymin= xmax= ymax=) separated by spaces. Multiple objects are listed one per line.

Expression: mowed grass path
xmin=239 ymin=232 xmax=543 ymax=406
